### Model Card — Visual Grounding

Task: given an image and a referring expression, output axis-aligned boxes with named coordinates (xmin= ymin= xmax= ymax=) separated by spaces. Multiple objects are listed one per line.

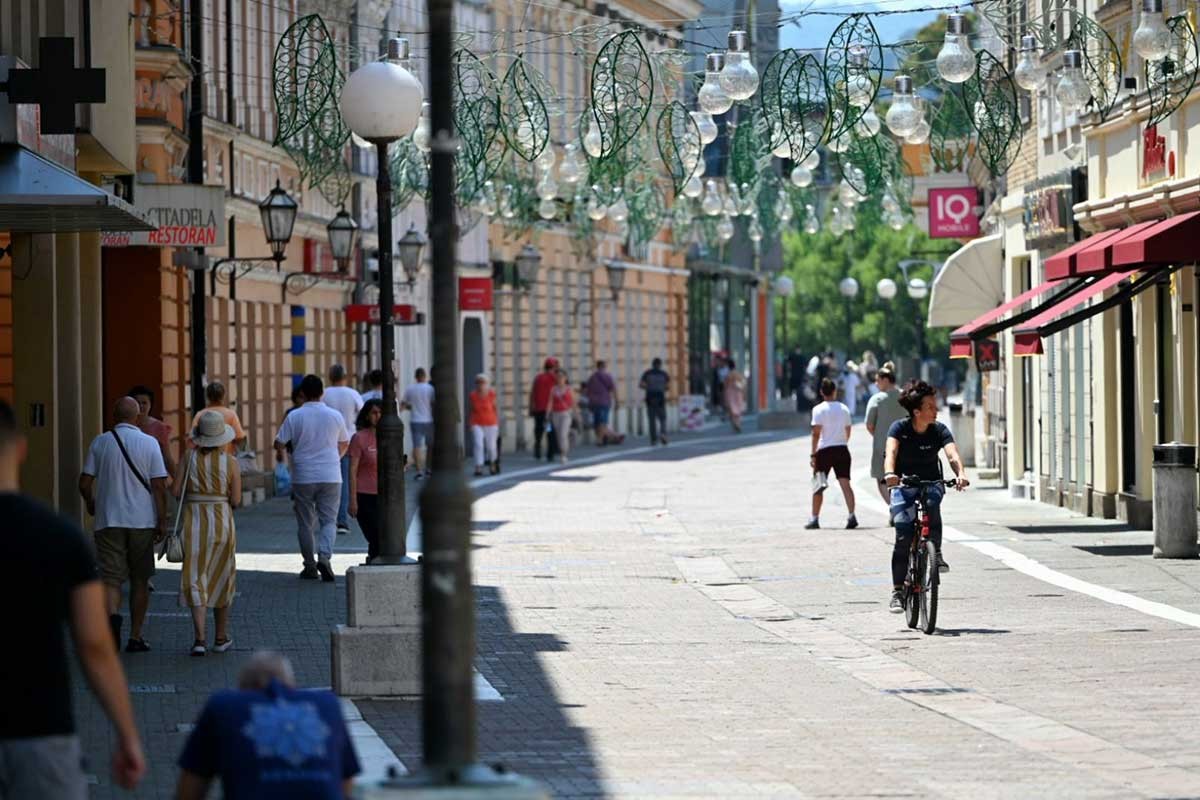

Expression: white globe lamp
xmin=876 ymin=277 xmax=898 ymax=300
xmin=839 ymin=276 xmax=860 ymax=298
xmin=340 ymin=39 xmax=425 ymax=142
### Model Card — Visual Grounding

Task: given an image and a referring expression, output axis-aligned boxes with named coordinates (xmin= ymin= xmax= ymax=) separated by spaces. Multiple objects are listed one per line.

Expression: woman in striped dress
xmin=175 ymin=410 xmax=241 ymax=656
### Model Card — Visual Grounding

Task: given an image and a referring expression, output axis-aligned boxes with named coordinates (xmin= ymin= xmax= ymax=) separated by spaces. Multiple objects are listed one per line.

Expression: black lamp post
xmin=260 ymin=180 xmax=299 ymax=266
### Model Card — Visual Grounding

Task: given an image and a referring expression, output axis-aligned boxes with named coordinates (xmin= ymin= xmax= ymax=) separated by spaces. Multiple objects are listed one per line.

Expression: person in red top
xmin=468 ymin=374 xmax=500 ymax=477
xmin=347 ymin=400 xmax=382 ymax=563
xmin=545 ymin=368 xmax=576 ymax=464
xmin=529 ymin=357 xmax=560 ymax=461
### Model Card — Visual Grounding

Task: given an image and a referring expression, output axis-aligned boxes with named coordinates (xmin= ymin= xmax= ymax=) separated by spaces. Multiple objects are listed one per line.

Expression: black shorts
xmin=814 ymin=445 xmax=851 ymax=480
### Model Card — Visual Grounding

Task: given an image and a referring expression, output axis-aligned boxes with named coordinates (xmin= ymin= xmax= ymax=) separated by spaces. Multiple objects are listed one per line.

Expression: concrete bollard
xmin=1152 ymin=443 xmax=1198 ymax=558
xmin=947 ymin=402 xmax=976 ymax=467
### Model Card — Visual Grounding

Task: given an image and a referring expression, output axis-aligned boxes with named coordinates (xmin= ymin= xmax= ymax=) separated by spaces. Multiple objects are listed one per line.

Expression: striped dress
xmin=179 ymin=449 xmax=237 ymax=608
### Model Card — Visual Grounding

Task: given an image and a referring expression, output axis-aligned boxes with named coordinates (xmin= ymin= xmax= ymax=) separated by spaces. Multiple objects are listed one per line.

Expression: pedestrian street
xmin=76 ymin=419 xmax=1200 ymax=799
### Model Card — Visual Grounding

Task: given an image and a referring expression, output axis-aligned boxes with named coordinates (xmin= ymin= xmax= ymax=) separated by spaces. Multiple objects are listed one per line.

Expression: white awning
xmin=927 ymin=233 xmax=1003 ymax=328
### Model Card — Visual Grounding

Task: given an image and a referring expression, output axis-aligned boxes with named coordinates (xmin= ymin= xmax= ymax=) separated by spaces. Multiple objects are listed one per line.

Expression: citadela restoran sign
xmin=102 ymin=184 xmax=226 ymax=247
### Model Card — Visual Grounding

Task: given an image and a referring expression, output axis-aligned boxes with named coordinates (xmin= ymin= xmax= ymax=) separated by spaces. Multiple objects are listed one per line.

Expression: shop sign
xmin=974 ymin=338 xmax=1000 ymax=372
xmin=928 ymin=187 xmax=979 ymax=238
xmin=345 ymin=304 xmax=419 ymax=324
xmin=1141 ymin=124 xmax=1175 ymax=185
xmin=0 ymin=56 xmax=76 ymax=170
xmin=459 ymin=277 xmax=493 ymax=311
xmin=1022 ymin=171 xmax=1076 ymax=247
xmin=102 ymin=184 xmax=225 ymax=247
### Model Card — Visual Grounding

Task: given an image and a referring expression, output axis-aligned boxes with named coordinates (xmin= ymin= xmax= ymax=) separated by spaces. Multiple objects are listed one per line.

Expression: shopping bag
xmin=274 ymin=460 xmax=292 ymax=495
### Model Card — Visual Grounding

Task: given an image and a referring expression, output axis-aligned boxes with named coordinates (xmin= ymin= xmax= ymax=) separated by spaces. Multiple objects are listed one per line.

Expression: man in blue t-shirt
xmin=177 ymin=651 xmax=360 ymax=799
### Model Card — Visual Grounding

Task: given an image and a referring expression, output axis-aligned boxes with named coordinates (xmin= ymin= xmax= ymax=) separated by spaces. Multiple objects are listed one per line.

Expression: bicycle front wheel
xmin=919 ymin=539 xmax=939 ymax=634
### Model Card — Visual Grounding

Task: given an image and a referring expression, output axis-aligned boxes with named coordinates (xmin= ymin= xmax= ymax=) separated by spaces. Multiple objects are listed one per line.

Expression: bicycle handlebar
xmin=899 ymin=476 xmax=961 ymax=488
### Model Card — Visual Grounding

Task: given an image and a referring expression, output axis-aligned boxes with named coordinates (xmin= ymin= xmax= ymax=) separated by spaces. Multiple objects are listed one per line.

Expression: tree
xmin=774 ymin=211 xmax=955 ymax=366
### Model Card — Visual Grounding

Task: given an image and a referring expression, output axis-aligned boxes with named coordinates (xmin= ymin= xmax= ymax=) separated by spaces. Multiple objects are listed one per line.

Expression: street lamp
xmin=340 ymin=38 xmax=423 ymax=566
xmin=397 ymin=223 xmax=427 ymax=286
xmin=907 ymin=277 xmax=929 ymax=299
xmin=604 ymin=261 xmax=627 ymax=302
xmin=515 ymin=243 xmax=542 ymax=286
xmin=326 ymin=208 xmax=359 ymax=273
xmin=876 ymin=277 xmax=898 ymax=300
xmin=774 ymin=276 xmax=795 ymax=396
xmin=498 ymin=245 xmax=541 ymax=452
xmin=839 ymin=276 xmax=858 ymax=351
xmin=260 ymin=180 xmax=299 ymax=267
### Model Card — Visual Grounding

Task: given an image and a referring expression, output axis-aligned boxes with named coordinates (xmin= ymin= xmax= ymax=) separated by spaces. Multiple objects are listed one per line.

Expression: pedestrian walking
xmin=842 ymin=360 xmax=862 ymax=417
xmin=402 ymin=367 xmax=435 ymax=478
xmin=274 ymin=374 xmax=349 ymax=583
xmin=175 ymin=651 xmax=360 ymax=800
xmin=640 ymin=357 xmax=670 ymax=445
xmin=130 ymin=384 xmax=177 ymax=484
xmin=361 ymin=368 xmax=385 ymax=402
xmin=806 ymin=378 xmax=857 ymax=530
xmin=865 ymin=362 xmax=906 ymax=510
xmin=78 ymin=397 xmax=169 ymax=652
xmin=322 ymin=364 xmax=364 ymax=535
xmin=176 ymin=411 xmax=241 ymax=657
xmin=2 ymin=399 xmax=147 ymax=798
xmin=469 ymin=374 xmax=500 ymax=476
xmin=722 ymin=358 xmax=747 ymax=433
xmin=546 ymin=368 xmax=575 ymax=464
xmin=348 ymin=400 xmax=382 ymax=563
xmin=529 ymin=357 xmax=559 ymax=460
xmin=585 ymin=360 xmax=624 ymax=445
xmin=787 ymin=347 xmax=807 ymax=412
xmin=190 ymin=381 xmax=247 ymax=454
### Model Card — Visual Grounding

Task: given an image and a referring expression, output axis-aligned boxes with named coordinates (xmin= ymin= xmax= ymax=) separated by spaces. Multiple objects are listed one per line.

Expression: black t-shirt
xmin=641 ymin=368 xmax=669 ymax=402
xmin=1 ymin=493 xmax=99 ymax=739
xmin=887 ymin=419 xmax=955 ymax=481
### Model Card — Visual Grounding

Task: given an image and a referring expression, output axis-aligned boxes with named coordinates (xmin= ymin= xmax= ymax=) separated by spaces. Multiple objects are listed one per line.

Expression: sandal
xmin=190 ymin=640 xmax=207 ymax=657
xmin=212 ymin=637 xmax=233 ymax=653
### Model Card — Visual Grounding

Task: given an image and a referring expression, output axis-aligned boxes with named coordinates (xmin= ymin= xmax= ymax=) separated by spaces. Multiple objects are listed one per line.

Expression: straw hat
xmin=192 ymin=410 xmax=235 ymax=448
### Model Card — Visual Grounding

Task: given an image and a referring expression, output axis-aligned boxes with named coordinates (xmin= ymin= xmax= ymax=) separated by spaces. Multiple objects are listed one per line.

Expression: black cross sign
xmin=2 ymin=37 xmax=105 ymax=135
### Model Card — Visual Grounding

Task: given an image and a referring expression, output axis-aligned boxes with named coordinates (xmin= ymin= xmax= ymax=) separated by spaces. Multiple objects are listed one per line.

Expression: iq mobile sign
xmin=928 ymin=187 xmax=980 ymax=239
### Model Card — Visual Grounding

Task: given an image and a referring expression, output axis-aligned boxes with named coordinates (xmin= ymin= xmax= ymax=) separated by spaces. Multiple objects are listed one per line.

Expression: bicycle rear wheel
xmin=904 ymin=551 xmax=920 ymax=629
xmin=919 ymin=539 xmax=939 ymax=634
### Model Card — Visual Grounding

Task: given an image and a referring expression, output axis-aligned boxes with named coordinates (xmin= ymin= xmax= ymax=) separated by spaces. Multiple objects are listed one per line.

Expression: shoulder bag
xmin=158 ymin=451 xmax=192 ymax=563
xmin=111 ymin=428 xmax=151 ymax=494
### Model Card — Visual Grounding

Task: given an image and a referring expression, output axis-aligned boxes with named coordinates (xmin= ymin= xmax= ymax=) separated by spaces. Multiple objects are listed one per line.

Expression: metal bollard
xmin=1152 ymin=443 xmax=1198 ymax=559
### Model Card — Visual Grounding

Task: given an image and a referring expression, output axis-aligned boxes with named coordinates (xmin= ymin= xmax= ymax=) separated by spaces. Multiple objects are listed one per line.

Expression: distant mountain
xmin=777 ymin=3 xmax=938 ymax=71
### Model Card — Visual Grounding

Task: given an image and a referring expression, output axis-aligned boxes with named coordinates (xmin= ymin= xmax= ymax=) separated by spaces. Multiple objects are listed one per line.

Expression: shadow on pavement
xmin=932 ymin=628 xmax=1013 ymax=637
xmin=1009 ymin=522 xmax=1137 ymax=535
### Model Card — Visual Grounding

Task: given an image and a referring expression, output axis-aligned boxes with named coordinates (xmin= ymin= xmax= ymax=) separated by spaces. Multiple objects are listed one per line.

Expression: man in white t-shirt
xmin=78 ymin=397 xmax=170 ymax=651
xmin=321 ymin=364 xmax=363 ymax=535
xmin=275 ymin=375 xmax=350 ymax=582
xmin=807 ymin=377 xmax=857 ymax=530
xmin=402 ymin=367 xmax=435 ymax=479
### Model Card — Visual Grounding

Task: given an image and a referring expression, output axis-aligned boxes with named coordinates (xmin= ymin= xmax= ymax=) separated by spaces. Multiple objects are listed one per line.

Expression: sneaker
xmin=190 ymin=641 xmax=207 ymax=657
xmin=660 ymin=436 xmax=668 ymax=446
xmin=889 ymin=591 xmax=904 ymax=613
xmin=937 ymin=553 xmax=950 ymax=573
xmin=299 ymin=566 xmax=320 ymax=580
xmin=337 ymin=525 xmax=349 ymax=536
xmin=317 ymin=560 xmax=336 ymax=583
xmin=474 ymin=467 xmax=484 ymax=476
xmin=124 ymin=638 xmax=150 ymax=653
xmin=803 ymin=519 xmax=820 ymax=530
xmin=490 ymin=461 xmax=500 ymax=475
xmin=845 ymin=514 xmax=858 ymax=530
xmin=414 ymin=472 xmax=424 ymax=481
xmin=212 ymin=637 xmax=233 ymax=653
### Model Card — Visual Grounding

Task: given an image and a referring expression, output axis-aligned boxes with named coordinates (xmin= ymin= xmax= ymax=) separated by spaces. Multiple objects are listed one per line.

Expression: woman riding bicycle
xmin=883 ymin=379 xmax=969 ymax=614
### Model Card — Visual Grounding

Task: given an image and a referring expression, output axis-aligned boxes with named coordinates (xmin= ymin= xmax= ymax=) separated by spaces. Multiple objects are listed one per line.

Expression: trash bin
xmin=1152 ymin=443 xmax=1198 ymax=559
xmin=948 ymin=402 xmax=975 ymax=467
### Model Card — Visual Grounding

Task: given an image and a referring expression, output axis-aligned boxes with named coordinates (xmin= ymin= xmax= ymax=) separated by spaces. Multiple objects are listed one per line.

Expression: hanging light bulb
xmin=748 ymin=217 xmax=763 ymax=243
xmin=717 ymin=213 xmax=735 ymax=241
xmin=771 ymin=125 xmax=793 ymax=159
xmin=586 ymin=188 xmax=607 ymax=221
xmin=827 ymin=133 xmax=849 ymax=154
xmin=412 ymin=103 xmax=431 ymax=152
xmin=595 ymin=56 xmax=618 ymax=114
xmin=802 ymin=149 xmax=821 ymax=171
xmin=889 ymin=211 xmax=905 ymax=231
xmin=843 ymin=206 xmax=857 ymax=231
xmin=723 ymin=182 xmax=740 ymax=216
xmin=538 ymin=197 xmax=557 ymax=220
xmin=536 ymin=173 xmax=558 ymax=201
xmin=690 ymin=110 xmax=719 ymax=145
xmin=607 ymin=189 xmax=629 ymax=223
xmin=698 ymin=53 xmax=734 ymax=115
xmin=885 ymin=74 xmax=920 ymax=138
xmin=1055 ymin=50 xmax=1092 ymax=113
xmin=1133 ymin=0 xmax=1173 ymax=61
xmin=738 ymin=182 xmax=755 ymax=216
xmin=829 ymin=206 xmax=845 ymax=237
xmin=838 ymin=179 xmax=859 ymax=208
xmin=480 ymin=180 xmax=498 ymax=216
xmin=854 ymin=108 xmax=882 ymax=138
xmin=558 ymin=143 xmax=583 ymax=184
xmin=500 ymin=184 xmax=516 ymax=219
xmin=536 ymin=142 xmax=557 ymax=172
xmin=804 ymin=205 xmax=820 ymax=235
xmin=777 ymin=188 xmax=794 ymax=224
xmin=701 ymin=180 xmax=723 ymax=216
xmin=583 ymin=115 xmax=603 ymax=158
xmin=905 ymin=98 xmax=931 ymax=144
xmin=936 ymin=13 xmax=977 ymax=84
xmin=845 ymin=47 xmax=875 ymax=108
xmin=790 ymin=164 xmax=813 ymax=188
xmin=683 ymin=173 xmax=704 ymax=198
xmin=719 ymin=31 xmax=760 ymax=102
xmin=1013 ymin=34 xmax=1046 ymax=92
xmin=881 ymin=188 xmax=899 ymax=214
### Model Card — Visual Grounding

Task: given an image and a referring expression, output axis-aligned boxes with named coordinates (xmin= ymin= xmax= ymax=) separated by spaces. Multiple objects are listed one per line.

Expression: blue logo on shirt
xmin=242 ymin=698 xmax=331 ymax=767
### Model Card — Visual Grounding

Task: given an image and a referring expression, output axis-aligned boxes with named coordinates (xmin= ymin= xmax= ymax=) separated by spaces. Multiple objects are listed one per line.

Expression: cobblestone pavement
xmin=77 ymin=417 xmax=1200 ymax=798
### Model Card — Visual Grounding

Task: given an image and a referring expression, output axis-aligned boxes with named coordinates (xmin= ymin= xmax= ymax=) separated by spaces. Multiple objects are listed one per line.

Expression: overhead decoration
xmin=823 ymin=14 xmax=883 ymax=141
xmin=928 ymin=91 xmax=973 ymax=174
xmin=656 ymin=101 xmax=701 ymax=194
xmin=961 ymin=51 xmax=1022 ymax=178
xmin=453 ymin=49 xmax=507 ymax=207
xmin=1060 ymin=14 xmax=1124 ymax=120
xmin=500 ymin=57 xmax=551 ymax=163
xmin=590 ymin=30 xmax=655 ymax=160
xmin=1144 ymin=14 xmax=1199 ymax=128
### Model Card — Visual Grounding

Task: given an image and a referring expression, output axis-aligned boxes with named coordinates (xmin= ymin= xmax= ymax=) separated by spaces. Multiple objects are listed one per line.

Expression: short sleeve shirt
xmin=585 ymin=371 xmax=616 ymax=407
xmin=811 ymin=401 xmax=851 ymax=450
xmin=887 ymin=419 xmax=954 ymax=481
xmin=402 ymin=383 xmax=435 ymax=423
xmin=82 ymin=424 xmax=169 ymax=530
xmin=178 ymin=681 xmax=360 ymax=800
xmin=865 ymin=389 xmax=906 ymax=478
xmin=2 ymin=494 xmax=98 ymax=739
xmin=640 ymin=368 xmax=669 ymax=401
xmin=275 ymin=403 xmax=349 ymax=485
xmin=191 ymin=407 xmax=246 ymax=454
xmin=322 ymin=386 xmax=364 ymax=439
xmin=347 ymin=429 xmax=378 ymax=495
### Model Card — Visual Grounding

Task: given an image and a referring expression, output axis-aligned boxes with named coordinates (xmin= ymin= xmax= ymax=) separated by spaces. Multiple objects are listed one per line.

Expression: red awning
xmin=1112 ymin=210 xmax=1200 ymax=266
xmin=1044 ymin=230 xmax=1123 ymax=280
xmin=1076 ymin=221 xmax=1158 ymax=274
xmin=1012 ymin=271 xmax=1133 ymax=355
xmin=948 ymin=278 xmax=1063 ymax=358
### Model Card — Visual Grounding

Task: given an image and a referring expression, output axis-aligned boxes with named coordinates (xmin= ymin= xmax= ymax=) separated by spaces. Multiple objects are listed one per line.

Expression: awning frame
xmin=1024 ymin=265 xmax=1183 ymax=343
xmin=969 ymin=277 xmax=1092 ymax=341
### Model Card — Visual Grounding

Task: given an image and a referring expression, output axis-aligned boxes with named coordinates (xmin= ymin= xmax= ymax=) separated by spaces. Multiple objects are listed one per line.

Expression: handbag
xmin=158 ymin=452 xmax=192 ymax=563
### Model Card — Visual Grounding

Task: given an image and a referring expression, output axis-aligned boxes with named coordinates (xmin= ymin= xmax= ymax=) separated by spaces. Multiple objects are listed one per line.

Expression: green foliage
xmin=775 ymin=217 xmax=955 ymax=361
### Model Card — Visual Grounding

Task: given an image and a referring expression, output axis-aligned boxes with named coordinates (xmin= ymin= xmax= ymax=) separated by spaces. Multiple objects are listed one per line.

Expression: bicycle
xmin=899 ymin=477 xmax=959 ymax=635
